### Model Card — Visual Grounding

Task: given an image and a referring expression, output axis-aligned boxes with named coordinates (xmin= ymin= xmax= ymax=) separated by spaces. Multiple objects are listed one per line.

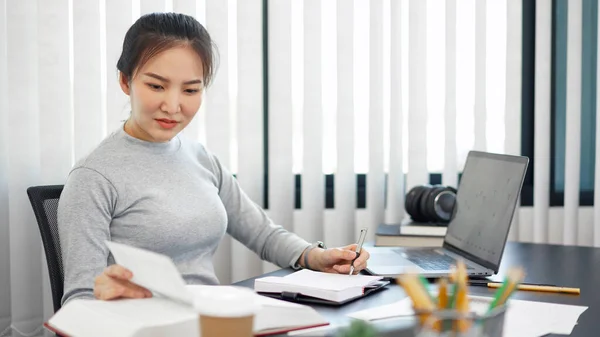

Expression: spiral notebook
xmin=254 ymin=270 xmax=390 ymax=306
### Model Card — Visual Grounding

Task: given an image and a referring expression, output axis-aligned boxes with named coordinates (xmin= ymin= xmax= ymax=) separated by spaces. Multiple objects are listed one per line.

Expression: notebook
xmin=44 ymin=242 xmax=329 ymax=337
xmin=254 ymin=269 xmax=390 ymax=305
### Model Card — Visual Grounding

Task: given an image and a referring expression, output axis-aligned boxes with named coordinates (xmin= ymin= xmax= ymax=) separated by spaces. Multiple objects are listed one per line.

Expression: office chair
xmin=26 ymin=185 xmax=64 ymax=313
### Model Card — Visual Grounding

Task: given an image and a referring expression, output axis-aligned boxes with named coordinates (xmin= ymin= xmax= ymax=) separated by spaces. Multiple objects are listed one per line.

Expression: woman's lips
xmin=155 ymin=119 xmax=178 ymax=129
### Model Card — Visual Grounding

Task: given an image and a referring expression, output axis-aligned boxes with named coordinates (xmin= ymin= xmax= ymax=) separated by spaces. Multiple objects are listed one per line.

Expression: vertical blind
xmin=534 ymin=0 xmax=552 ymax=244
xmin=7 ymin=0 xmax=600 ymax=336
xmin=564 ymin=0 xmax=583 ymax=245
xmin=333 ymin=0 xmax=358 ymax=246
xmin=506 ymin=0 xmax=523 ymax=242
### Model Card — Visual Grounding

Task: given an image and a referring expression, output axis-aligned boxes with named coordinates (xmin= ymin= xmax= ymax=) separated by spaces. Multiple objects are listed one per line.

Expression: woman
xmin=57 ymin=12 xmax=370 ymax=305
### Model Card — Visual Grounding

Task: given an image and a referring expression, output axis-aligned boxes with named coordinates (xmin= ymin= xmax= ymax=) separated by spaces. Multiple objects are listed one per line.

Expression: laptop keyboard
xmin=398 ymin=250 xmax=475 ymax=271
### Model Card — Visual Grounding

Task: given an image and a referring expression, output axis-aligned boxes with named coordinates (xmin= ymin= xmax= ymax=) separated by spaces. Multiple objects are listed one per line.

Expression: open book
xmin=45 ymin=242 xmax=329 ymax=337
xmin=254 ymin=269 xmax=389 ymax=305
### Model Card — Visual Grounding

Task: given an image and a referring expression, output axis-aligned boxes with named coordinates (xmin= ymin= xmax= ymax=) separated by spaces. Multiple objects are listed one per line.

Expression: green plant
xmin=335 ymin=320 xmax=378 ymax=337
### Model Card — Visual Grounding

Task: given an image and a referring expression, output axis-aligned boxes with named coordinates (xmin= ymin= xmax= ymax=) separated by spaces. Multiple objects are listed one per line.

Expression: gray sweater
xmin=57 ymin=126 xmax=310 ymax=305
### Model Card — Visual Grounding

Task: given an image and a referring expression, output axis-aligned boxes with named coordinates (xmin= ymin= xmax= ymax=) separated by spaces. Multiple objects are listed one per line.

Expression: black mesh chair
xmin=27 ymin=185 xmax=64 ymax=313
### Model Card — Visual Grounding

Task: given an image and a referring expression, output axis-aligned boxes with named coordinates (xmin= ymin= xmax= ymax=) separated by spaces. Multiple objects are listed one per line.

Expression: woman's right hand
xmin=94 ymin=264 xmax=153 ymax=300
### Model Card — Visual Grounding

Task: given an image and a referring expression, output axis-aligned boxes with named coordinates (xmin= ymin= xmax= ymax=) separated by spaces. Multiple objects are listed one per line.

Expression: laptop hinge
xmin=442 ymin=242 xmax=498 ymax=273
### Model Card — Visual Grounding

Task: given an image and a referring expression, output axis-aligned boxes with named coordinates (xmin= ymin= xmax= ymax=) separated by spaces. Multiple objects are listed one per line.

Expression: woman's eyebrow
xmin=143 ymin=72 xmax=203 ymax=85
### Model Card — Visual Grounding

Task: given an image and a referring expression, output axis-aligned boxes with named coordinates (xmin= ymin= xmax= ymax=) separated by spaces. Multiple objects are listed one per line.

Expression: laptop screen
xmin=444 ymin=151 xmax=528 ymax=269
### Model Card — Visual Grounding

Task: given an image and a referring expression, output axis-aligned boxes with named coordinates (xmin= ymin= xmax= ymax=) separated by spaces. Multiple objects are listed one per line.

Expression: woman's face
xmin=120 ymin=45 xmax=204 ymax=143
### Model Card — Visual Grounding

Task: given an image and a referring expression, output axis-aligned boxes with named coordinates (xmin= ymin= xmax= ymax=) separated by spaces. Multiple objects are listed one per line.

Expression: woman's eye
xmin=147 ymin=83 xmax=163 ymax=90
xmin=185 ymin=89 xmax=200 ymax=94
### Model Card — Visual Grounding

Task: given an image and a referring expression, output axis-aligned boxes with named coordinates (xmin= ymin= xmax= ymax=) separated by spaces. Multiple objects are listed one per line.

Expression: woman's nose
xmin=161 ymin=91 xmax=181 ymax=114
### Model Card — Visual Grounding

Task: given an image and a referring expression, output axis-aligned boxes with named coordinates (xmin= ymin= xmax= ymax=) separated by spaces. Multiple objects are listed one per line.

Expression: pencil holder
xmin=413 ymin=305 xmax=507 ymax=337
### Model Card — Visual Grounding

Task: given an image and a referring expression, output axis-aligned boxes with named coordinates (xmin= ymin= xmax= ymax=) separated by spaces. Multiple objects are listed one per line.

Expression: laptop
xmin=365 ymin=150 xmax=529 ymax=278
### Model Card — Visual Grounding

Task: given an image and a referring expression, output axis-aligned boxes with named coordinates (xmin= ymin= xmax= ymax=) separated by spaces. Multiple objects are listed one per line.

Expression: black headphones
xmin=405 ymin=184 xmax=457 ymax=224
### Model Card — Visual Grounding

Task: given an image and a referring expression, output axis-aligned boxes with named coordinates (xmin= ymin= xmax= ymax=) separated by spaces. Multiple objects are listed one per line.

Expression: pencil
xmin=438 ymin=278 xmax=448 ymax=309
xmin=397 ymin=273 xmax=435 ymax=326
xmin=434 ymin=278 xmax=448 ymax=332
xmin=486 ymin=283 xmax=580 ymax=295
xmin=487 ymin=277 xmax=509 ymax=311
xmin=496 ymin=269 xmax=523 ymax=306
xmin=469 ymin=280 xmax=554 ymax=287
xmin=418 ymin=275 xmax=436 ymax=304
xmin=455 ymin=261 xmax=470 ymax=333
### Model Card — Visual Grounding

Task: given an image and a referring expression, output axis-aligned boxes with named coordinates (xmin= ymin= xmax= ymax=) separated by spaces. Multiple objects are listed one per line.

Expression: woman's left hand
xmin=307 ymin=244 xmax=370 ymax=274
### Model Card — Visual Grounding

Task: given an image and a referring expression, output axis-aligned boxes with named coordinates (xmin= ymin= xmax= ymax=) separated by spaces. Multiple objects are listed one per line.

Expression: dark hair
xmin=117 ymin=12 xmax=217 ymax=87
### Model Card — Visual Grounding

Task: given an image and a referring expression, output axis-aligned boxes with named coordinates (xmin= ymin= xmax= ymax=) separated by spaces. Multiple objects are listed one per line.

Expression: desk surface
xmin=234 ymin=242 xmax=598 ymax=337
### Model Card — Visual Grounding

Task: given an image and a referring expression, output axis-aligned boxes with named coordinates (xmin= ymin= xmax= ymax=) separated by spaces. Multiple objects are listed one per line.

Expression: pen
xmin=478 ymin=282 xmax=580 ymax=295
xmin=349 ymin=228 xmax=368 ymax=275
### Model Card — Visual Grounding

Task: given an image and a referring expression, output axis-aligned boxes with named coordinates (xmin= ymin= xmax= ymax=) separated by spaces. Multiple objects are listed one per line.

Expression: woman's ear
xmin=119 ymin=72 xmax=131 ymax=95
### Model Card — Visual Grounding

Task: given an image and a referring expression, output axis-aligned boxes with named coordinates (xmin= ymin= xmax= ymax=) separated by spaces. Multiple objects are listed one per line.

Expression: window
xmin=522 ymin=0 xmax=598 ymax=207
xmin=263 ymin=0 xmax=515 ymax=209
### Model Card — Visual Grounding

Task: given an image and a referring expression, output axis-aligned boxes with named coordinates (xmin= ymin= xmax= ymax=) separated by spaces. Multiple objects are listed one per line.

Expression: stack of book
xmin=375 ymin=219 xmax=446 ymax=247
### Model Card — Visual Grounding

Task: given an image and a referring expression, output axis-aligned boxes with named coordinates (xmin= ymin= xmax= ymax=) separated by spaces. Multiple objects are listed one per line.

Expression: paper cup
xmin=193 ymin=286 xmax=260 ymax=337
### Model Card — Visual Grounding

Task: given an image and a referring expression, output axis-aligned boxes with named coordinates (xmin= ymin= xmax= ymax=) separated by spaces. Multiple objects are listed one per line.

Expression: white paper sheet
xmin=347 ymin=295 xmax=587 ymax=337
xmin=106 ymin=241 xmax=193 ymax=306
xmin=346 ymin=298 xmax=415 ymax=321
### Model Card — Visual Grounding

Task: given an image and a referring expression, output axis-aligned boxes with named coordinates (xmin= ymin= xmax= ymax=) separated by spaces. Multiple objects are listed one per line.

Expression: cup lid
xmin=192 ymin=286 xmax=261 ymax=318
